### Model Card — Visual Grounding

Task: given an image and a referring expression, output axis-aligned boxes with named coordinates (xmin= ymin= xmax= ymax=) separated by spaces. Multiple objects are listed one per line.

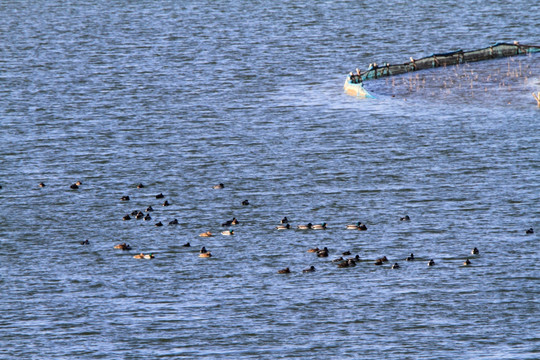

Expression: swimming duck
xmin=199 ymin=231 xmax=213 ymax=237
xmin=121 ymin=196 xmax=130 ymax=201
xmin=39 ymin=182 xmax=46 ymax=187
xmin=312 ymin=223 xmax=327 ymax=230
xmin=406 ymin=253 xmax=415 ymax=261
xmin=346 ymin=222 xmax=366 ymax=230
xmin=471 ymin=247 xmax=479 ymax=255
xmin=133 ymin=253 xmax=145 ymax=259
xmin=342 ymin=251 xmax=351 ymax=256
xmin=146 ymin=206 xmax=154 ymax=212
xmin=221 ymin=229 xmax=234 ymax=236
xmin=162 ymin=200 xmax=170 ymax=206
xmin=122 ymin=214 xmax=131 ymax=221
xmin=277 ymin=267 xmax=291 ymax=274
xmin=427 ymin=259 xmax=435 ymax=266
xmin=156 ymin=193 xmax=165 ymax=199
xmin=346 ymin=222 xmax=362 ymax=230
xmin=275 ymin=224 xmax=291 ymax=230
xmin=144 ymin=214 xmax=151 ymax=221
xmin=114 ymin=243 xmax=131 ymax=250
xmin=400 ymin=215 xmax=411 ymax=221
xmin=280 ymin=217 xmax=289 ymax=224
xmin=297 ymin=223 xmax=312 ymax=230
xmin=307 ymin=247 xmax=319 ymax=253
xmin=80 ymin=239 xmax=89 ymax=245
xmin=221 ymin=218 xmax=238 ymax=226
xmin=213 ymin=183 xmax=224 ymax=189
xmin=392 ymin=262 xmax=400 ymax=269
xmin=199 ymin=247 xmax=212 ymax=257
xmin=155 ymin=221 xmax=163 ymax=227
xmin=136 ymin=212 xmax=144 ymax=219
xmin=131 ymin=210 xmax=139 ymax=216
xmin=70 ymin=183 xmax=79 ymax=189
xmin=303 ymin=266 xmax=316 ymax=273
xmin=463 ymin=259 xmax=471 ymax=266
xmin=242 ymin=200 xmax=249 ymax=206
xmin=317 ymin=247 xmax=329 ymax=257
xmin=143 ymin=253 xmax=155 ymax=259
xmin=526 ymin=228 xmax=534 ymax=234
xmin=137 ymin=183 xmax=144 ymax=188
xmin=332 ymin=257 xmax=344 ymax=263
xmin=168 ymin=219 xmax=178 ymax=225
xmin=183 ymin=242 xmax=191 ymax=247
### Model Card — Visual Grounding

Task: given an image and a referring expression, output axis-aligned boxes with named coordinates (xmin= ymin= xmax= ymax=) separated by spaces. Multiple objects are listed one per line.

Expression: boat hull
xmin=343 ymin=80 xmax=375 ymax=98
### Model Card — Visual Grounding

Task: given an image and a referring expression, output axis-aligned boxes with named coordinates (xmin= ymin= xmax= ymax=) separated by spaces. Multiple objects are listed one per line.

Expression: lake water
xmin=1 ymin=1 xmax=539 ymax=358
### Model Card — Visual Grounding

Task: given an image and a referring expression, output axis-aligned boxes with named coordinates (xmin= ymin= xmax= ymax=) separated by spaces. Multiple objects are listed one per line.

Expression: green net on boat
xmin=351 ymin=42 xmax=540 ymax=83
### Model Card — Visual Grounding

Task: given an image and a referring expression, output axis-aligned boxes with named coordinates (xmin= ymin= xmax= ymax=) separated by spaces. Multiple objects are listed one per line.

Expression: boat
xmin=345 ymin=42 xmax=540 ymax=98
xmin=344 ymin=77 xmax=376 ymax=98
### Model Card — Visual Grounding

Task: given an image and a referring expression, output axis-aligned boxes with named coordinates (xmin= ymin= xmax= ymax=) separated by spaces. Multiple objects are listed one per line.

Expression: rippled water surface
xmin=1 ymin=1 xmax=539 ymax=359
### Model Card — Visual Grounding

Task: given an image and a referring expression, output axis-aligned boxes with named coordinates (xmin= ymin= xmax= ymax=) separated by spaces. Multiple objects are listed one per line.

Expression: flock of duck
xmin=19 ymin=181 xmax=536 ymax=270
xmin=272 ymin=226 xmax=533 ymax=274
xmin=66 ymin=181 xmax=244 ymax=259
xmin=276 ymin=245 xmax=480 ymax=274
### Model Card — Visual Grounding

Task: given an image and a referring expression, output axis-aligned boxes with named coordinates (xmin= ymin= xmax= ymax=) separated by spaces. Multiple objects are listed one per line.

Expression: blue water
xmin=1 ymin=1 xmax=539 ymax=359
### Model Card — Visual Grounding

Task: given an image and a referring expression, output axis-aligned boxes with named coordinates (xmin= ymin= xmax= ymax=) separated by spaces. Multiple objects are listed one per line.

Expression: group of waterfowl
xmin=21 ymin=181 xmax=534 ymax=268
xmin=33 ymin=180 xmax=81 ymax=189
xmin=121 ymin=192 xmax=175 ymax=224
xmin=133 ymin=253 xmax=154 ymax=259
xmin=277 ymin=247 xmax=480 ymax=274
xmin=276 ymin=217 xmax=368 ymax=231
xmin=197 ymin=229 xmax=235 ymax=237
xmin=113 ymin=186 xmax=193 ymax=258
xmin=110 ymin=182 xmax=247 ymax=259
xmin=296 ymin=222 xmax=327 ymax=230
xmin=196 ymin=217 xmax=240 ymax=237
